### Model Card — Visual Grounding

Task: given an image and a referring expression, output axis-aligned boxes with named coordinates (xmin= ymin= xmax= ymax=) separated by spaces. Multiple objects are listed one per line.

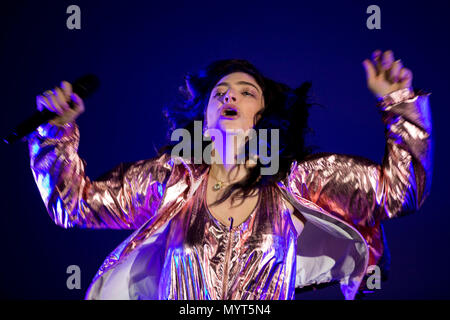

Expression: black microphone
xmin=3 ymin=74 xmax=100 ymax=144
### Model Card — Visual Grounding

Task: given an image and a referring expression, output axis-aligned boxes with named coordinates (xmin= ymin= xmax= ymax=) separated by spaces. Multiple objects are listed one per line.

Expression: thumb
xmin=362 ymin=59 xmax=377 ymax=81
xmin=70 ymin=93 xmax=85 ymax=113
xmin=399 ymin=68 xmax=413 ymax=89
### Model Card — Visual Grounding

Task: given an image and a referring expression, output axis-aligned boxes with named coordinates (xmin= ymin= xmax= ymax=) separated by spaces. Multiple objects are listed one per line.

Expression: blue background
xmin=0 ymin=0 xmax=448 ymax=299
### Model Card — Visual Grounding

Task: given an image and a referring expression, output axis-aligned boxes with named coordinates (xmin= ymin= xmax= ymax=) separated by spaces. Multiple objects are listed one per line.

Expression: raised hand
xmin=362 ymin=50 xmax=413 ymax=98
xmin=36 ymin=81 xmax=85 ymax=126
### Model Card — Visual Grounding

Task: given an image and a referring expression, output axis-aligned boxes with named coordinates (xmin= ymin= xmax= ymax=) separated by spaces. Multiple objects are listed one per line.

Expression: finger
xmin=47 ymin=91 xmax=64 ymax=115
xmin=54 ymin=87 xmax=70 ymax=112
xmin=37 ymin=94 xmax=57 ymax=113
xmin=60 ymin=81 xmax=72 ymax=100
xmin=372 ymin=49 xmax=382 ymax=62
xmin=399 ymin=68 xmax=413 ymax=88
xmin=381 ymin=50 xmax=394 ymax=71
xmin=71 ymin=93 xmax=85 ymax=113
xmin=389 ymin=60 xmax=403 ymax=83
xmin=362 ymin=59 xmax=377 ymax=80
xmin=36 ymin=95 xmax=49 ymax=112
xmin=372 ymin=50 xmax=383 ymax=75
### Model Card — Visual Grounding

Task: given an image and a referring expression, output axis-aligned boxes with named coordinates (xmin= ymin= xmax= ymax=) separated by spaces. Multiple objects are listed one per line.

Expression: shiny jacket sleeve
xmin=28 ymin=121 xmax=173 ymax=230
xmin=288 ymin=90 xmax=433 ymax=227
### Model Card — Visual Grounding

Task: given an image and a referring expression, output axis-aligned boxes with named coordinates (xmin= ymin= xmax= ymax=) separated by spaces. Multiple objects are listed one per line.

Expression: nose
xmin=223 ymin=89 xmax=236 ymax=103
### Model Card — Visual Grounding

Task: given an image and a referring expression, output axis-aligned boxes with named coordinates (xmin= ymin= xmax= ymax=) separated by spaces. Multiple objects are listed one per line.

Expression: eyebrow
xmin=214 ymin=81 xmax=261 ymax=94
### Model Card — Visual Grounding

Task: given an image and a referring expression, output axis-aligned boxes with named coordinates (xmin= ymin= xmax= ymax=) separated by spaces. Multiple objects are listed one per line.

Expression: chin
xmin=220 ymin=124 xmax=248 ymax=135
xmin=218 ymin=119 xmax=251 ymax=133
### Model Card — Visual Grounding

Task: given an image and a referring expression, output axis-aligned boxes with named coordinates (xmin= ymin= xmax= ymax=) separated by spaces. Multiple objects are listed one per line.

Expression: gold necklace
xmin=209 ymin=168 xmax=233 ymax=191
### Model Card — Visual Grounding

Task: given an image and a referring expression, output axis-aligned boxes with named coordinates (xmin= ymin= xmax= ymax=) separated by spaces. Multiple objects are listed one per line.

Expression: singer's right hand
xmin=36 ymin=81 xmax=85 ymax=126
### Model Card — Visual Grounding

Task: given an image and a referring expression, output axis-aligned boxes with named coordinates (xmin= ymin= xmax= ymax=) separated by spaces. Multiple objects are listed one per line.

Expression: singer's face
xmin=205 ymin=72 xmax=264 ymax=134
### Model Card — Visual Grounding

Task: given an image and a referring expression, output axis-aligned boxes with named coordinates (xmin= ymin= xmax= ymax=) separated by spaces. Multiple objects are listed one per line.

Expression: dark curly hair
xmin=160 ymin=59 xmax=316 ymax=206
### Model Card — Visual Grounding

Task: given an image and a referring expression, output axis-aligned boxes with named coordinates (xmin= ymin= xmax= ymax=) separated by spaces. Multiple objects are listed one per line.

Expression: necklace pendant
xmin=213 ymin=182 xmax=222 ymax=191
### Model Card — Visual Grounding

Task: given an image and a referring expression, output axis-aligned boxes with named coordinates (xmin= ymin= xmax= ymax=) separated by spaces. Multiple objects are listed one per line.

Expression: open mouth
xmin=220 ymin=105 xmax=240 ymax=119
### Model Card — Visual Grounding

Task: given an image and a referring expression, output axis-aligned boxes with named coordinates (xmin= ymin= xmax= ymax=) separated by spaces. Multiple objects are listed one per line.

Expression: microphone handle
xmin=3 ymin=108 xmax=59 ymax=144
xmin=3 ymin=74 xmax=99 ymax=145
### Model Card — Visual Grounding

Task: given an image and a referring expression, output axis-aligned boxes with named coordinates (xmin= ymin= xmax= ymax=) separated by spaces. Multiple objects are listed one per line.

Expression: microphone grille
xmin=72 ymin=74 xmax=100 ymax=99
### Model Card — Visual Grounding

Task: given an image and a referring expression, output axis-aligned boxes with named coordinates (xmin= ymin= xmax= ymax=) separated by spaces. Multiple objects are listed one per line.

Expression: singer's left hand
xmin=362 ymin=50 xmax=413 ymax=98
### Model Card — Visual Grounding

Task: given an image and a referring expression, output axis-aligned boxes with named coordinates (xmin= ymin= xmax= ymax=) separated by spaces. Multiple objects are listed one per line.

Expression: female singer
xmin=28 ymin=50 xmax=432 ymax=300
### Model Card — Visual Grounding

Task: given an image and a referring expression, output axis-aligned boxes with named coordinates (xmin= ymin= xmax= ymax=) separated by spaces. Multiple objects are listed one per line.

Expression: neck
xmin=210 ymin=131 xmax=248 ymax=183
xmin=210 ymin=163 xmax=247 ymax=184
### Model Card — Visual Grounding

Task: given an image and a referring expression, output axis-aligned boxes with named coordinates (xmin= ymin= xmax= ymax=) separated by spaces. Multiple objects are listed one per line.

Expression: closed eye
xmin=214 ymin=90 xmax=256 ymax=97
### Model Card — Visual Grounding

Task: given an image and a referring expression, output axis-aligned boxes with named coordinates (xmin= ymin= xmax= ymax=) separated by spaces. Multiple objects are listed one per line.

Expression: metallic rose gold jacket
xmin=28 ymin=90 xmax=432 ymax=300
